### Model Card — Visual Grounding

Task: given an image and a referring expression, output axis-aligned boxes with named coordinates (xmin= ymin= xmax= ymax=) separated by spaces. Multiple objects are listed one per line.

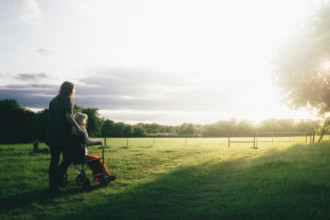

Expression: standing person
xmin=46 ymin=81 xmax=83 ymax=192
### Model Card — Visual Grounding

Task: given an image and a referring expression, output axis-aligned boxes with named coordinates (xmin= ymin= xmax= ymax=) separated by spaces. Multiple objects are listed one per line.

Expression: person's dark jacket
xmin=46 ymin=96 xmax=73 ymax=146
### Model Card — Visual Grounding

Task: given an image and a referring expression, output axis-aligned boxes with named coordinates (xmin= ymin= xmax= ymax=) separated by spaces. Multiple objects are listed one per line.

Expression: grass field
xmin=0 ymin=137 xmax=329 ymax=219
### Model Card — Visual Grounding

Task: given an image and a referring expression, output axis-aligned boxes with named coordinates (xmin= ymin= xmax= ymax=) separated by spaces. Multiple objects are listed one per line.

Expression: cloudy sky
xmin=0 ymin=0 xmax=321 ymax=125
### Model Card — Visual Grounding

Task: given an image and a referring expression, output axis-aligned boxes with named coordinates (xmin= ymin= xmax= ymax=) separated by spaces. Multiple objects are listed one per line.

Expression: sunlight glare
xmin=322 ymin=61 xmax=330 ymax=70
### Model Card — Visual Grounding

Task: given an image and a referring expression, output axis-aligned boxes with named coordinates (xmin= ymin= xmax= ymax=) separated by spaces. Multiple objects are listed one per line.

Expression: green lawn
xmin=0 ymin=138 xmax=329 ymax=219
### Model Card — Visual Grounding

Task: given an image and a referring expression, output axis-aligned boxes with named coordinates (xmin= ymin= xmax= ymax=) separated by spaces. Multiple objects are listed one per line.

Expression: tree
xmin=112 ymin=122 xmax=125 ymax=137
xmin=83 ymin=108 xmax=103 ymax=137
xmin=73 ymin=104 xmax=84 ymax=113
xmin=295 ymin=119 xmax=321 ymax=133
xmin=258 ymin=119 xmax=295 ymax=132
xmin=132 ymin=126 xmax=146 ymax=137
xmin=35 ymin=109 xmax=49 ymax=141
xmin=0 ymin=99 xmax=37 ymax=143
xmin=179 ymin=123 xmax=188 ymax=136
xmin=185 ymin=123 xmax=196 ymax=136
xmin=178 ymin=123 xmax=195 ymax=136
xmin=236 ymin=120 xmax=255 ymax=136
xmin=101 ymin=119 xmax=115 ymax=137
xmin=123 ymin=124 xmax=133 ymax=137
xmin=274 ymin=2 xmax=330 ymax=116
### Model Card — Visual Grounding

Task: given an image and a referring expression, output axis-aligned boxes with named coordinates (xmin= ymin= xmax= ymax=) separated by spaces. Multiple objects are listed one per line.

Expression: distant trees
xmin=179 ymin=123 xmax=196 ymax=136
xmin=0 ymin=99 xmax=39 ymax=143
xmin=35 ymin=109 xmax=49 ymax=141
xmin=202 ymin=119 xmax=254 ymax=137
xmin=201 ymin=119 xmax=321 ymax=137
xmin=0 ymin=99 xmax=323 ymax=144
xmin=259 ymin=119 xmax=295 ymax=133
xmin=102 ymin=122 xmax=147 ymax=137
xmin=101 ymin=119 xmax=115 ymax=137
xmin=257 ymin=118 xmax=319 ymax=134
xmin=132 ymin=125 xmax=146 ymax=137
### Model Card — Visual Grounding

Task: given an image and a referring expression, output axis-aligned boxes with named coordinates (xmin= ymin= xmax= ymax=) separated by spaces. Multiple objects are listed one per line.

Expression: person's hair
xmin=54 ymin=81 xmax=75 ymax=102
xmin=59 ymin=81 xmax=75 ymax=98
xmin=73 ymin=112 xmax=88 ymax=126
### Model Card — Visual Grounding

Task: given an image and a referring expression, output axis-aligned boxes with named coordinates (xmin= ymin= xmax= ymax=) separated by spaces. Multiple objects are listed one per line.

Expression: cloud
xmin=0 ymin=67 xmax=201 ymax=112
xmin=76 ymin=67 xmax=185 ymax=97
xmin=0 ymin=73 xmax=9 ymax=78
xmin=15 ymin=73 xmax=49 ymax=81
xmin=0 ymin=67 xmax=276 ymax=124
xmin=12 ymin=0 xmax=42 ymax=25
xmin=0 ymin=83 xmax=57 ymax=108
xmin=37 ymin=48 xmax=54 ymax=55
xmin=73 ymin=67 xmax=231 ymax=112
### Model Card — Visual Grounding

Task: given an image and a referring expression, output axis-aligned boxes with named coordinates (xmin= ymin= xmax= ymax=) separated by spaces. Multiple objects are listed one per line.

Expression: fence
xmin=228 ymin=137 xmax=255 ymax=148
xmin=255 ymin=132 xmax=308 ymax=148
xmin=104 ymin=137 xmax=192 ymax=147
xmin=101 ymin=133 xmax=329 ymax=148
xmin=227 ymin=132 xmax=310 ymax=148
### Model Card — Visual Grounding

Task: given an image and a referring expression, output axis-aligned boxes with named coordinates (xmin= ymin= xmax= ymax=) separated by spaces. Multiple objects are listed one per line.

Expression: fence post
xmin=33 ymin=138 xmax=39 ymax=150
xmin=289 ymin=133 xmax=291 ymax=144
xmin=253 ymin=136 xmax=256 ymax=149
xmin=104 ymin=137 xmax=107 ymax=147
xmin=228 ymin=137 xmax=230 ymax=148
xmin=256 ymin=133 xmax=258 ymax=148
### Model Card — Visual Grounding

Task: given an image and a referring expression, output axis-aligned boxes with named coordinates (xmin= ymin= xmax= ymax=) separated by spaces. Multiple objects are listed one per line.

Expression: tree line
xmin=0 ymin=99 xmax=323 ymax=144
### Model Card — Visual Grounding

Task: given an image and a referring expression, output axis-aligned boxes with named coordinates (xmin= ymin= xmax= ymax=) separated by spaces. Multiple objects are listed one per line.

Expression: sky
xmin=0 ymin=0 xmax=322 ymax=125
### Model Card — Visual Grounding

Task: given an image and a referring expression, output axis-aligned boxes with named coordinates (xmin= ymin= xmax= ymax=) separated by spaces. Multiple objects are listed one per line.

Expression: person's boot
xmin=49 ymin=180 xmax=65 ymax=192
xmin=107 ymin=174 xmax=117 ymax=183
xmin=59 ymin=174 xmax=69 ymax=187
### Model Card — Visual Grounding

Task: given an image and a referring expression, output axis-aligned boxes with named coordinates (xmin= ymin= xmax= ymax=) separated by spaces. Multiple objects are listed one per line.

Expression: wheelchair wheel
xmin=99 ymin=176 xmax=108 ymax=188
xmin=82 ymin=179 xmax=91 ymax=190
xmin=76 ymin=173 xmax=84 ymax=186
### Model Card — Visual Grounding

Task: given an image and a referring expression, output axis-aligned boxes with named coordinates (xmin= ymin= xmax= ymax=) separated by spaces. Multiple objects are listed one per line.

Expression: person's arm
xmin=84 ymin=134 xmax=103 ymax=146
xmin=81 ymin=127 xmax=102 ymax=146
xmin=65 ymin=112 xmax=83 ymax=132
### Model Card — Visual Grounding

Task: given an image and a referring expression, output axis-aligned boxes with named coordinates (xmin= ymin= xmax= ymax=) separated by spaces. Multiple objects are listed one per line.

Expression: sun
xmin=322 ymin=61 xmax=330 ymax=70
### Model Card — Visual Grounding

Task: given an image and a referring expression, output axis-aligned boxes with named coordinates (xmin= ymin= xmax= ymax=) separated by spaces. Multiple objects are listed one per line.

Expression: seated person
xmin=72 ymin=112 xmax=116 ymax=183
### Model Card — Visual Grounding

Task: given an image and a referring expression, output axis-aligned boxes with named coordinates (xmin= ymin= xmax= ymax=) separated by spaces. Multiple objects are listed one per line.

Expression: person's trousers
xmin=86 ymin=154 xmax=111 ymax=178
xmin=49 ymin=144 xmax=74 ymax=184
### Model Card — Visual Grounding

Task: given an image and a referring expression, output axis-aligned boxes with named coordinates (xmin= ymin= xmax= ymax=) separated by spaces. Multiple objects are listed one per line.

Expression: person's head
xmin=58 ymin=81 xmax=75 ymax=99
xmin=73 ymin=112 xmax=88 ymax=127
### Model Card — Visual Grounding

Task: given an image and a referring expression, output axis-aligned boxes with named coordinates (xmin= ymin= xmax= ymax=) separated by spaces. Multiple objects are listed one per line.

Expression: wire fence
xmin=100 ymin=134 xmax=330 ymax=148
xmin=255 ymin=132 xmax=308 ymax=148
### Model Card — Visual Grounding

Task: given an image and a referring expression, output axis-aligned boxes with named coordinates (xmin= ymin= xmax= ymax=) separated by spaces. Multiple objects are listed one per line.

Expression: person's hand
xmin=77 ymin=126 xmax=84 ymax=134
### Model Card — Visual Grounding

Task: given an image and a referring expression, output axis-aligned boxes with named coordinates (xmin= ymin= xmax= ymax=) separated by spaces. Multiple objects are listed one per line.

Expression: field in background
xmin=105 ymin=135 xmax=330 ymax=148
xmin=0 ymin=137 xmax=329 ymax=219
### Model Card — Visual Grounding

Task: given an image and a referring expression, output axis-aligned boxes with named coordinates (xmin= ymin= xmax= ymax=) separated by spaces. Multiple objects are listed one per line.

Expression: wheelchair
xmin=65 ymin=134 xmax=110 ymax=190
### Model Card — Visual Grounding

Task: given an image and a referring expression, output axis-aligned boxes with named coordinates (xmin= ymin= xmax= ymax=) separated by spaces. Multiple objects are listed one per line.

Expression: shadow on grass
xmin=29 ymin=148 xmax=50 ymax=155
xmin=51 ymin=143 xmax=330 ymax=220
xmin=2 ymin=143 xmax=330 ymax=219
xmin=0 ymin=183 xmax=102 ymax=212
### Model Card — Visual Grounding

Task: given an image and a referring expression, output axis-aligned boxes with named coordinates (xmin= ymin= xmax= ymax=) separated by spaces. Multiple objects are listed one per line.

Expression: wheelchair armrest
xmin=86 ymin=158 xmax=102 ymax=163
